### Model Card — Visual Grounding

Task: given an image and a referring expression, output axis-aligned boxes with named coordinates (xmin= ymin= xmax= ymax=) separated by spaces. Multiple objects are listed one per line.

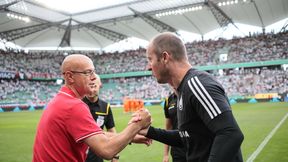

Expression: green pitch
xmin=0 ymin=102 xmax=287 ymax=162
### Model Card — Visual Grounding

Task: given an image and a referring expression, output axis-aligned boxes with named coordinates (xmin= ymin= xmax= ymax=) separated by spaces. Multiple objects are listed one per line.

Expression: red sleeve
xmin=66 ymin=102 xmax=103 ymax=143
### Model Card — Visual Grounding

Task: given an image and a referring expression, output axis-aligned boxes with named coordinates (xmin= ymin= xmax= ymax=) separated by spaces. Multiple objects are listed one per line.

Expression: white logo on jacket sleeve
xmin=178 ymin=95 xmax=183 ymax=111
xmin=179 ymin=131 xmax=190 ymax=138
xmin=96 ymin=116 xmax=104 ymax=127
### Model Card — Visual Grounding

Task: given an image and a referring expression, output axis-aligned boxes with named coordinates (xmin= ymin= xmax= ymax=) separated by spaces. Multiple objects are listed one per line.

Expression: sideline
xmin=246 ymin=112 xmax=288 ymax=162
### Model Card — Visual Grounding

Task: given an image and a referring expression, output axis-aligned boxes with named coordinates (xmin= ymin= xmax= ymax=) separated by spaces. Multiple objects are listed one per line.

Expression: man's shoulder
xmin=183 ymin=69 xmax=215 ymax=87
xmin=82 ymin=97 xmax=90 ymax=104
xmin=98 ymin=98 xmax=109 ymax=106
xmin=96 ymin=99 xmax=111 ymax=115
xmin=54 ymin=92 xmax=85 ymax=107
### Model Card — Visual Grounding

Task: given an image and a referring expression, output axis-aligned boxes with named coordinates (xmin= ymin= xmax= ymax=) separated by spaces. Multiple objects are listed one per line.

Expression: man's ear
xmin=162 ymin=51 xmax=170 ymax=63
xmin=65 ymin=71 xmax=74 ymax=83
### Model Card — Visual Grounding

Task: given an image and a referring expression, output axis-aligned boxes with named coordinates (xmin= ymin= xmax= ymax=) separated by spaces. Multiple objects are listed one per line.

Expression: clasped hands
xmin=129 ymin=109 xmax=153 ymax=146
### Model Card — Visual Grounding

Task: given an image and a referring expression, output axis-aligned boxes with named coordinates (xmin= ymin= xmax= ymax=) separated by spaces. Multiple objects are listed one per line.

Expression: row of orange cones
xmin=123 ymin=99 xmax=144 ymax=112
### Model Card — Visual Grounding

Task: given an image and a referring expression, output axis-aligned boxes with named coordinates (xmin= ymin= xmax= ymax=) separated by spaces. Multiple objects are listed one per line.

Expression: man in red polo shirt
xmin=33 ymin=54 xmax=151 ymax=162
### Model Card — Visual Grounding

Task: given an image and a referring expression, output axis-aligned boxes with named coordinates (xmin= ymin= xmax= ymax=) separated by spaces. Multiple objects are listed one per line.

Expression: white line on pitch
xmin=246 ymin=112 xmax=288 ymax=162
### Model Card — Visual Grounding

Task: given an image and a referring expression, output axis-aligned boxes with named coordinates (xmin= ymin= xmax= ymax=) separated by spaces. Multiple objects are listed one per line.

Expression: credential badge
xmin=96 ymin=116 xmax=105 ymax=127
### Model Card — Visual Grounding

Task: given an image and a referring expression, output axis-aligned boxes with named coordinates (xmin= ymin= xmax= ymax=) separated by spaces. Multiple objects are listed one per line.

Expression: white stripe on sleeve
xmin=194 ymin=76 xmax=221 ymax=114
xmin=188 ymin=79 xmax=214 ymax=119
xmin=188 ymin=76 xmax=222 ymax=119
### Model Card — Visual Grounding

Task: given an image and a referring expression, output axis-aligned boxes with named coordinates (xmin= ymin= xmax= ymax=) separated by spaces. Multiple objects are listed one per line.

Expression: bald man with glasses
xmin=33 ymin=54 xmax=151 ymax=162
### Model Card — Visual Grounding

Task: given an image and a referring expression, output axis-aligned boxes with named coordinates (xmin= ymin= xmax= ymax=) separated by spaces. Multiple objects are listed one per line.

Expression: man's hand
xmin=163 ymin=155 xmax=169 ymax=162
xmin=138 ymin=126 xmax=149 ymax=136
xmin=132 ymin=134 xmax=153 ymax=146
xmin=128 ymin=109 xmax=151 ymax=129
xmin=111 ymin=158 xmax=119 ymax=162
xmin=128 ymin=112 xmax=142 ymax=124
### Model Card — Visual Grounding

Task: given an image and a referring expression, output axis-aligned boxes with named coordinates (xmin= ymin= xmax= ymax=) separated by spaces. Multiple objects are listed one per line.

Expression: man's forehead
xmin=81 ymin=62 xmax=95 ymax=70
xmin=146 ymin=47 xmax=153 ymax=55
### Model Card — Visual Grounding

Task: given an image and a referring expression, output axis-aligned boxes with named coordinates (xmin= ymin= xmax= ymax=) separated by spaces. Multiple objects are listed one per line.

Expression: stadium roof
xmin=0 ymin=0 xmax=287 ymax=50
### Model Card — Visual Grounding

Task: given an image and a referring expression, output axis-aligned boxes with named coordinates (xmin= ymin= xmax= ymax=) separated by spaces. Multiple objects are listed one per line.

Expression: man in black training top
xmin=163 ymin=91 xmax=187 ymax=162
xmin=83 ymin=75 xmax=119 ymax=162
xmin=141 ymin=32 xmax=244 ymax=162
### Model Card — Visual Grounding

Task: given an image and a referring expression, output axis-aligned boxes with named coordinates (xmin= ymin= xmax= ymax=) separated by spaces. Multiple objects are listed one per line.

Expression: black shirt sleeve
xmin=207 ymin=111 xmax=244 ymax=162
xmin=146 ymin=126 xmax=183 ymax=147
xmin=163 ymin=97 xmax=170 ymax=118
xmin=104 ymin=104 xmax=115 ymax=130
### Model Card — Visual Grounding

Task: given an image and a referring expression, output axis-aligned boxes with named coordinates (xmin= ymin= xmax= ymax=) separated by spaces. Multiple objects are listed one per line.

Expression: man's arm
xmin=107 ymin=127 xmax=117 ymax=133
xmin=140 ymin=126 xmax=183 ymax=147
xmin=207 ymin=111 xmax=244 ymax=162
xmin=106 ymin=127 xmax=120 ymax=162
xmin=84 ymin=109 xmax=151 ymax=160
xmin=163 ymin=118 xmax=172 ymax=162
xmin=104 ymin=128 xmax=152 ymax=146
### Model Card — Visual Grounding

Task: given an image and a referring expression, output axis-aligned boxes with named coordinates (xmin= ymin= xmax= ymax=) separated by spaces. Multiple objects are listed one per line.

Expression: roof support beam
xmin=59 ymin=19 xmax=72 ymax=47
xmin=0 ymin=19 xmax=67 ymax=41
xmin=252 ymin=0 xmax=265 ymax=33
xmin=129 ymin=7 xmax=176 ymax=33
xmin=0 ymin=23 xmax=52 ymax=41
xmin=83 ymin=23 xmax=127 ymax=42
xmin=205 ymin=0 xmax=233 ymax=28
xmin=280 ymin=20 xmax=288 ymax=33
xmin=0 ymin=0 xmax=21 ymax=10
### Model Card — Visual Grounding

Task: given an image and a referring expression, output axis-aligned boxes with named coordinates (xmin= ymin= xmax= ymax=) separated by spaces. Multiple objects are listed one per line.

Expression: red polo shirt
xmin=33 ymin=86 xmax=103 ymax=162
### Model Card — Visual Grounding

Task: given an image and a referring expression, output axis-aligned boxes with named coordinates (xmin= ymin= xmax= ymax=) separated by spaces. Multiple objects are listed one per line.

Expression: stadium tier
xmin=0 ymin=31 xmax=287 ymax=108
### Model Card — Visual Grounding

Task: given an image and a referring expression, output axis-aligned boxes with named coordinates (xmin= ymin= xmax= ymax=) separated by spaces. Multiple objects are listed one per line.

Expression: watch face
xmin=96 ymin=116 xmax=104 ymax=127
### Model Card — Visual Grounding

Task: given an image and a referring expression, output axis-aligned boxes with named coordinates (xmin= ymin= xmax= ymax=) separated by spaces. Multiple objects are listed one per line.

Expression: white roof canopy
xmin=0 ymin=0 xmax=287 ymax=49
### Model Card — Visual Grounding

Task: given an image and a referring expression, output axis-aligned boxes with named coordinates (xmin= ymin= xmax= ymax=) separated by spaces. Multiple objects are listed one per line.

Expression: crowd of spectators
xmin=186 ymin=31 xmax=288 ymax=65
xmin=0 ymin=50 xmax=64 ymax=79
xmin=0 ymin=67 xmax=286 ymax=104
xmin=100 ymin=76 xmax=171 ymax=101
xmin=216 ymin=67 xmax=287 ymax=98
xmin=0 ymin=31 xmax=287 ymax=104
xmin=90 ymin=48 xmax=147 ymax=74
xmin=1 ymin=31 xmax=287 ymax=76
xmin=0 ymin=80 xmax=59 ymax=105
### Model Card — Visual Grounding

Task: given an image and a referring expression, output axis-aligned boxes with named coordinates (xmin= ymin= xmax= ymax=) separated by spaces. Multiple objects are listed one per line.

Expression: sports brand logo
xmin=179 ymin=130 xmax=190 ymax=138
xmin=178 ymin=95 xmax=183 ymax=111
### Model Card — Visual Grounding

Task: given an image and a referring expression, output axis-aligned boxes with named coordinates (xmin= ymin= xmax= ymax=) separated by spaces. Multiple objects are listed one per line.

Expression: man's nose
xmin=91 ymin=71 xmax=97 ymax=79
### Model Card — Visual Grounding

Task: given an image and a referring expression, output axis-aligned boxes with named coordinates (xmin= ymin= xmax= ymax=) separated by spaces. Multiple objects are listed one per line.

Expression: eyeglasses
xmin=63 ymin=69 xmax=96 ymax=76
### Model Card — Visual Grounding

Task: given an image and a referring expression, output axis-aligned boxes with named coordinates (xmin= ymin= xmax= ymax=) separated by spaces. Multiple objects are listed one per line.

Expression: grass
xmin=0 ymin=102 xmax=287 ymax=162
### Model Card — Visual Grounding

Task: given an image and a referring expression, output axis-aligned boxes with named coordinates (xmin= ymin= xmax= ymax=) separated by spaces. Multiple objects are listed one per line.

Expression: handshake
xmin=128 ymin=109 xmax=153 ymax=145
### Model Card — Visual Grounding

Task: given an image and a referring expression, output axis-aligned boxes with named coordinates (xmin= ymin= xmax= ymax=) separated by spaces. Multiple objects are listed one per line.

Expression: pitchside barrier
xmin=230 ymin=97 xmax=282 ymax=104
xmin=0 ymin=103 xmax=45 ymax=112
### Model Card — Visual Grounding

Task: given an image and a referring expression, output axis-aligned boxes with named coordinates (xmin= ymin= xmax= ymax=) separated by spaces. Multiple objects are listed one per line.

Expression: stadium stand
xmin=0 ymin=31 xmax=287 ymax=109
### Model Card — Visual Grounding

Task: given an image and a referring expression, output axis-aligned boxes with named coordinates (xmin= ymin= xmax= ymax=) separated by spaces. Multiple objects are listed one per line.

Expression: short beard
xmin=157 ymin=68 xmax=169 ymax=84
